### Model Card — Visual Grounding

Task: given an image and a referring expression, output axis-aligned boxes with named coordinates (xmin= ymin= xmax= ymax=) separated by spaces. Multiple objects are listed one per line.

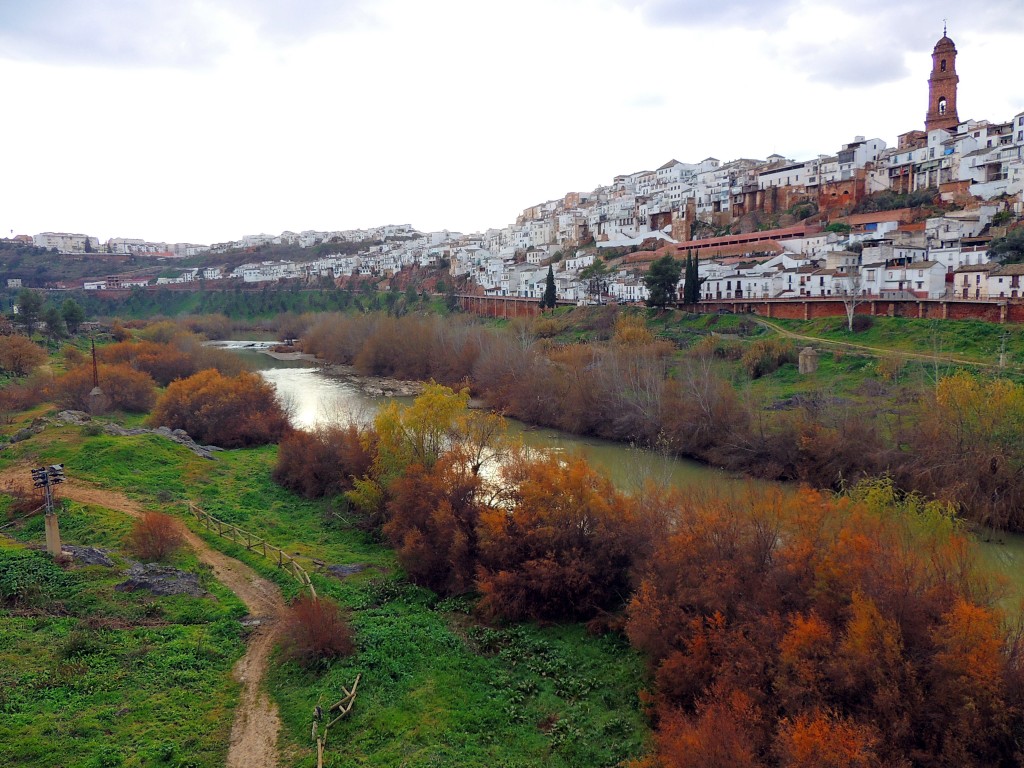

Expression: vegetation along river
xmin=221 ymin=341 xmax=1024 ymax=612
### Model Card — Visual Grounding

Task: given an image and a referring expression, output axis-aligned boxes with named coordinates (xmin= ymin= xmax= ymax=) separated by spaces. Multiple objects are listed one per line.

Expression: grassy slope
xmin=0 ymin=499 xmax=247 ymax=768
xmin=757 ymin=315 xmax=1024 ymax=368
xmin=1 ymin=424 xmax=649 ymax=768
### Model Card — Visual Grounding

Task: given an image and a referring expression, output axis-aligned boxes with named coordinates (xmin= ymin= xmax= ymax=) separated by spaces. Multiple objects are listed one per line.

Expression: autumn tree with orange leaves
xmin=626 ymin=480 xmax=1024 ymax=768
xmin=477 ymin=452 xmax=648 ymax=622
xmin=148 ymin=369 xmax=291 ymax=447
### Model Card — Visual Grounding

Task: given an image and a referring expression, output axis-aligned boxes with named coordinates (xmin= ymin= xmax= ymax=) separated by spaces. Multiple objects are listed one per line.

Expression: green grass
xmin=0 ymin=421 xmax=652 ymax=767
xmin=767 ymin=315 xmax=1024 ymax=367
xmin=0 ymin=502 xmax=247 ymax=768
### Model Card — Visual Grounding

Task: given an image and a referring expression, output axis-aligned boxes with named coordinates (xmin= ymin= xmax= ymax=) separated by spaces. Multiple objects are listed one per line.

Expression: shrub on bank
xmin=100 ymin=334 xmax=249 ymax=385
xmin=148 ymin=369 xmax=290 ymax=447
xmin=273 ymin=424 xmax=375 ymax=499
xmin=48 ymin=362 xmax=156 ymax=413
xmin=281 ymin=595 xmax=355 ymax=669
xmin=476 ymin=454 xmax=645 ymax=622
xmin=740 ymin=338 xmax=797 ymax=378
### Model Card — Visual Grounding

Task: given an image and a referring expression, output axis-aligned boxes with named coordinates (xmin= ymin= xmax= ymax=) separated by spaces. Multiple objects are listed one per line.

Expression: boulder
xmin=65 ymin=546 xmax=116 ymax=567
xmin=327 ymin=563 xmax=368 ymax=579
xmin=115 ymin=563 xmax=205 ymax=597
xmin=53 ymin=410 xmax=92 ymax=425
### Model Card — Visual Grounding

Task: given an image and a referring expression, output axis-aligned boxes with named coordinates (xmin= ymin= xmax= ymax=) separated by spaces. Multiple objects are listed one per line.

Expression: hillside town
xmin=5 ymin=34 xmax=1024 ymax=306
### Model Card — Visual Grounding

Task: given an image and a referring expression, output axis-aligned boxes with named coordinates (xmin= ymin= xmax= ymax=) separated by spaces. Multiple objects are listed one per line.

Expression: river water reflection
xmin=222 ymin=342 xmax=749 ymax=495
xmin=220 ymin=341 xmax=1024 ymax=608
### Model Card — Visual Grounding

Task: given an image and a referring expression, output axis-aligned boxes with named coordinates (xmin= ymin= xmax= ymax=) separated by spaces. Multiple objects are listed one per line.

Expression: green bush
xmin=740 ymin=339 xmax=797 ymax=378
xmin=0 ymin=549 xmax=73 ymax=605
xmin=850 ymin=314 xmax=874 ymax=333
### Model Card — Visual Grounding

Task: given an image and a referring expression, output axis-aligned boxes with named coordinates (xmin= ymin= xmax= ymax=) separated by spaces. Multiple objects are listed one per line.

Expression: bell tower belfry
xmin=925 ymin=26 xmax=959 ymax=132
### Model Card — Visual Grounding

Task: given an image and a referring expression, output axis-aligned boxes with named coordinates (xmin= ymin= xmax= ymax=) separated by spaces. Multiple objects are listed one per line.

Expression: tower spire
xmin=925 ymin=31 xmax=959 ymax=132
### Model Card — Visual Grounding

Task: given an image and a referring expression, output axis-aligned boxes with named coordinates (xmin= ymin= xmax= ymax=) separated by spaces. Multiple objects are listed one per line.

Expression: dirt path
xmin=753 ymin=317 xmax=1014 ymax=370
xmin=0 ymin=467 xmax=284 ymax=768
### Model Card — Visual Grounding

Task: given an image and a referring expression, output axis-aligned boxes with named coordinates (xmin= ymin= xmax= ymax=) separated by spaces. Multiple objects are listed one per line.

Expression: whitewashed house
xmin=988 ymin=264 xmax=1024 ymax=299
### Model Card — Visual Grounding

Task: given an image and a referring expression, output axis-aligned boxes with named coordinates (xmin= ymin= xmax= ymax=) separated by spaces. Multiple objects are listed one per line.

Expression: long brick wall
xmin=458 ymin=295 xmax=560 ymax=319
xmin=683 ymin=297 xmax=1021 ymax=324
xmin=458 ymin=294 xmax=1024 ymax=325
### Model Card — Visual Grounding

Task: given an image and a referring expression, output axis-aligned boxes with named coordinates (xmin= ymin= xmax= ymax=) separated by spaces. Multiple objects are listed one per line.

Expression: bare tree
xmin=836 ymin=268 xmax=866 ymax=333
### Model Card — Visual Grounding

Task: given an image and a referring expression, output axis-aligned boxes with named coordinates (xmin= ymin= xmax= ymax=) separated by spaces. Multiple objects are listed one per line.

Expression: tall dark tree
xmin=541 ymin=264 xmax=557 ymax=309
xmin=683 ymin=251 xmax=702 ymax=304
xmin=60 ymin=298 xmax=85 ymax=334
xmin=42 ymin=306 xmax=66 ymax=343
xmin=16 ymin=289 xmax=43 ymax=336
xmin=83 ymin=237 xmax=93 ymax=253
xmin=644 ymin=254 xmax=683 ymax=308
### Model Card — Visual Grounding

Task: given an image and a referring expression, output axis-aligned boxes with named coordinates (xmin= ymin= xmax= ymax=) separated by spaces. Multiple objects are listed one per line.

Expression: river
xmin=219 ymin=341 xmax=1024 ymax=611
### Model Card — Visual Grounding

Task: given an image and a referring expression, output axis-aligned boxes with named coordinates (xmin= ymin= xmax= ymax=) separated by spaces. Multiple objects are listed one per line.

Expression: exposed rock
xmin=327 ymin=563 xmax=368 ymax=579
xmin=65 ymin=546 xmax=115 ymax=567
xmin=115 ymin=563 xmax=206 ymax=597
xmin=360 ymin=379 xmax=424 ymax=397
xmin=103 ymin=423 xmax=221 ymax=460
xmin=321 ymin=364 xmax=424 ymax=398
xmin=53 ymin=410 xmax=93 ymax=425
xmin=10 ymin=423 xmax=44 ymax=443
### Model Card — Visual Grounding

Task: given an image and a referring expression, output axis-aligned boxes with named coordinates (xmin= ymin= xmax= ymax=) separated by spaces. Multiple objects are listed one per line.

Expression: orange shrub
xmin=148 ymin=369 xmax=290 ymax=447
xmin=383 ymin=450 xmax=482 ymax=595
xmin=48 ymin=362 xmax=156 ymax=412
xmin=0 ymin=335 xmax=46 ymax=377
xmin=0 ymin=377 xmax=46 ymax=422
xmin=281 ymin=595 xmax=355 ymax=668
xmin=625 ymin=483 xmax=1020 ymax=767
xmin=99 ymin=340 xmax=196 ymax=386
xmin=126 ymin=512 xmax=183 ymax=561
xmin=273 ymin=424 xmax=374 ymax=498
xmin=110 ymin=321 xmax=131 ymax=342
xmin=476 ymin=453 xmax=644 ymax=622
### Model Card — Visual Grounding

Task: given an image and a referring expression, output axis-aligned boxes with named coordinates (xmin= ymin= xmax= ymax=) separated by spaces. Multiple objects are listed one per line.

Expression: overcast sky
xmin=2 ymin=0 xmax=1022 ymax=245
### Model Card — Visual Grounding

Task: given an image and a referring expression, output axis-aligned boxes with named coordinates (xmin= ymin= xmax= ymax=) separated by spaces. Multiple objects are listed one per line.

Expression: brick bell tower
xmin=925 ymin=26 xmax=959 ymax=132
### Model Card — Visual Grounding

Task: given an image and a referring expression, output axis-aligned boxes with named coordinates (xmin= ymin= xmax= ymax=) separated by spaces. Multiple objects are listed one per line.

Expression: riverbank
xmin=243 ymin=351 xmax=1024 ymax=614
xmin=317 ymin=363 xmax=424 ymax=398
xmin=0 ymin=412 xmax=650 ymax=768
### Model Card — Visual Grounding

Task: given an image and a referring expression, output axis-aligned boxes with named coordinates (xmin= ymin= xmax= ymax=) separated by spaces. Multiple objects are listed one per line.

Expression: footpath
xmin=0 ymin=465 xmax=285 ymax=768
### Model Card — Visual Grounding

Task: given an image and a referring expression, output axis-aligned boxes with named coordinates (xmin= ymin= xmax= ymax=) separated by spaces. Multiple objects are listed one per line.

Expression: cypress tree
xmin=542 ymin=264 xmax=557 ymax=309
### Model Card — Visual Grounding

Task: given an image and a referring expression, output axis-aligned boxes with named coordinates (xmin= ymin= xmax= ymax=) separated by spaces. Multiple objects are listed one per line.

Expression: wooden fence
xmin=313 ymin=674 xmax=361 ymax=768
xmin=187 ymin=502 xmax=316 ymax=597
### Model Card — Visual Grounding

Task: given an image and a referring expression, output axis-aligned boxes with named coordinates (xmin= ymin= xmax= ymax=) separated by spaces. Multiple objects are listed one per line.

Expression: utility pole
xmin=31 ymin=464 xmax=65 ymax=557
xmin=89 ymin=337 xmax=104 ymax=412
